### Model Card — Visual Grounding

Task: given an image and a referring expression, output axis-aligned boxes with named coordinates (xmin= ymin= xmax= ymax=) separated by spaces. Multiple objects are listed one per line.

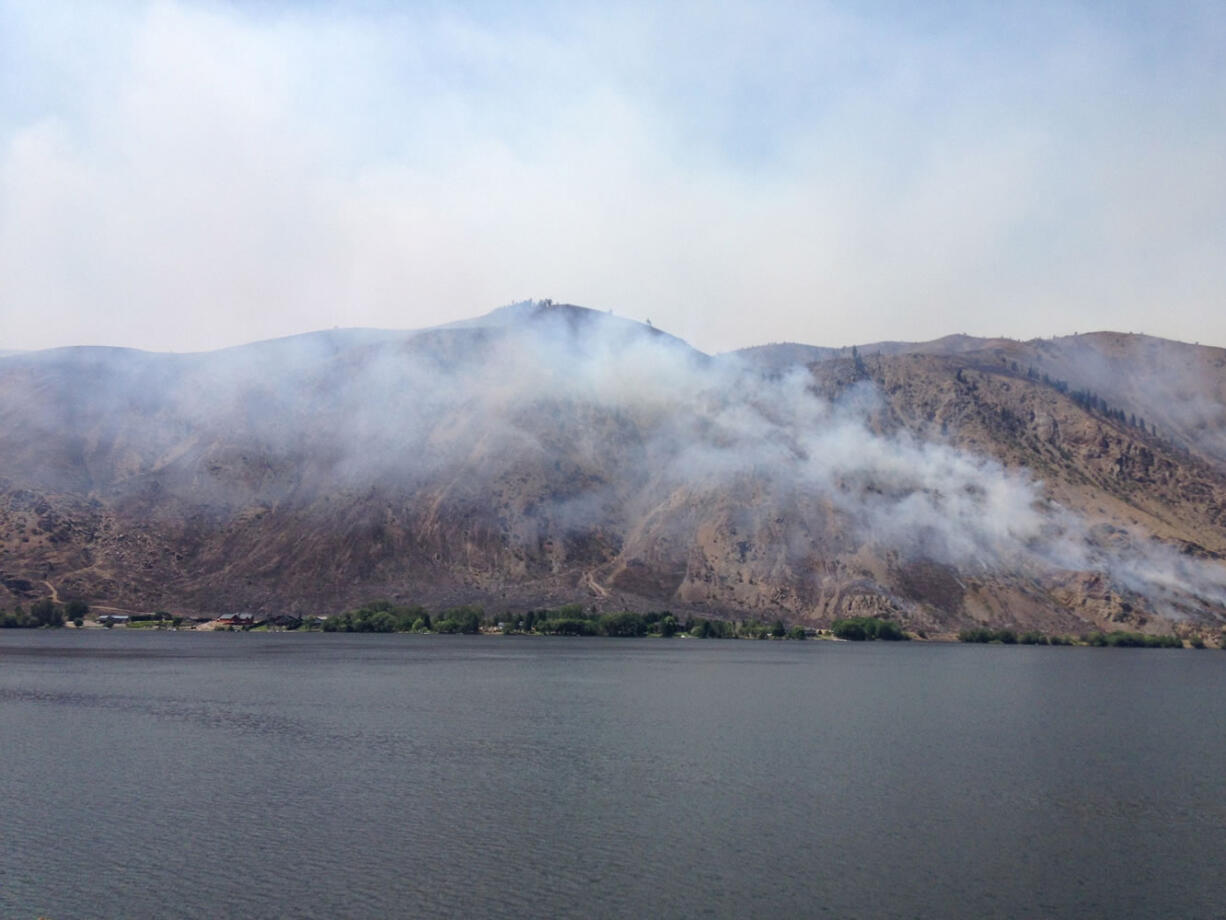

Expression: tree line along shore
xmin=2 ymin=600 xmax=1219 ymax=648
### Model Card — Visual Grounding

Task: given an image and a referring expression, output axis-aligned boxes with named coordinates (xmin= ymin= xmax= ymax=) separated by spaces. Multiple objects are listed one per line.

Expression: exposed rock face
xmin=2 ymin=302 xmax=1224 ymax=637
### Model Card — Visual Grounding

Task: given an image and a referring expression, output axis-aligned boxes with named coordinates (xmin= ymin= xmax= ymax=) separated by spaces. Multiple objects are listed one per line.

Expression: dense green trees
xmin=0 ymin=592 xmax=809 ymax=642
xmin=4 ymin=592 xmax=1199 ymax=650
xmin=597 ymin=612 xmax=648 ymax=637
xmin=688 ymin=618 xmax=735 ymax=639
xmin=519 ymin=608 xmax=772 ymax=639
xmin=832 ymin=616 xmax=908 ymax=641
xmin=1 ymin=599 xmax=64 ymax=628
xmin=433 ymin=607 xmax=483 ymax=634
xmin=29 ymin=599 xmax=63 ymax=627
xmin=578 ymin=611 xmax=806 ymax=639
xmin=536 ymin=617 xmax=597 ymax=636
xmin=0 ymin=597 xmax=97 ymax=628
xmin=1083 ymin=631 xmax=1182 ymax=648
xmin=321 ymin=601 xmax=431 ymax=633
xmin=958 ymin=627 xmax=1183 ymax=648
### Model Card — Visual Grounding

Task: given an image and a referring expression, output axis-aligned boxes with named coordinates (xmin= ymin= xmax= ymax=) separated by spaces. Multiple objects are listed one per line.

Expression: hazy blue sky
xmin=1 ymin=0 xmax=1222 ymax=353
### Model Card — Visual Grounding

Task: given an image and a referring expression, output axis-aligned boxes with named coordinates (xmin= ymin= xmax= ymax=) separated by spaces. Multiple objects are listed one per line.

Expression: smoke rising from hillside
xmin=3 ymin=303 xmax=1225 ymax=619
xmin=366 ymin=307 xmax=1226 ymax=616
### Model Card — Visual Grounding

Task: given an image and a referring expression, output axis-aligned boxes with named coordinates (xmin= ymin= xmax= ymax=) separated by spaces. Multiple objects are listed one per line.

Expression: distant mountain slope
xmin=739 ymin=332 xmax=1226 ymax=470
xmin=2 ymin=303 xmax=1224 ymax=637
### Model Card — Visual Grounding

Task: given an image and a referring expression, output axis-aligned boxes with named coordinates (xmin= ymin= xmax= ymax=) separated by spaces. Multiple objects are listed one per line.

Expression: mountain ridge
xmin=2 ymin=302 xmax=1224 ymax=638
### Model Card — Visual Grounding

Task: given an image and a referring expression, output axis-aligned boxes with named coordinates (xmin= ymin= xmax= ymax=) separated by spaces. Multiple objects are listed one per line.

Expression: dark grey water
xmin=2 ymin=633 xmax=1225 ymax=919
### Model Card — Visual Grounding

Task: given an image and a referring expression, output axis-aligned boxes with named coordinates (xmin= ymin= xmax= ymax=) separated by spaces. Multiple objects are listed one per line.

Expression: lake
xmin=2 ymin=632 xmax=1224 ymax=919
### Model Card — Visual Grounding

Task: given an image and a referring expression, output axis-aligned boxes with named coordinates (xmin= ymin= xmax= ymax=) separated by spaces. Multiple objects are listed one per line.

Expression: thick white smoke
xmin=3 ymin=301 xmax=1225 ymax=618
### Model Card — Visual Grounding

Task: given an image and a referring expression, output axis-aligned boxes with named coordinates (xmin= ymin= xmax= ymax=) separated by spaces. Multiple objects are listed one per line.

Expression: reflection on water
xmin=2 ymin=632 xmax=1225 ymax=919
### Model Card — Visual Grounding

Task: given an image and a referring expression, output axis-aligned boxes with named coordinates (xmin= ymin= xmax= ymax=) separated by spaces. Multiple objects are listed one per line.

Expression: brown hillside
xmin=2 ymin=304 xmax=1224 ymax=638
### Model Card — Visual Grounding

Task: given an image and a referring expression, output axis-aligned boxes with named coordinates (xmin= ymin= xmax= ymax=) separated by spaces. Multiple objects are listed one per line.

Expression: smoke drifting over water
xmin=2 ymin=301 xmax=1225 ymax=622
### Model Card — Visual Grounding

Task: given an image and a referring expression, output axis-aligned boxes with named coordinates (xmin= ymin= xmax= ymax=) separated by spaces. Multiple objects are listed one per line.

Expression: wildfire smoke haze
xmin=2 ymin=301 xmax=1224 ymax=636
xmin=2 ymin=1 xmax=1224 ymax=634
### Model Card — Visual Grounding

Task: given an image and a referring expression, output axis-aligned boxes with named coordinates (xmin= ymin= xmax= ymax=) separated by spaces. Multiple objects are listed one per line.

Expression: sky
xmin=0 ymin=0 xmax=1223 ymax=355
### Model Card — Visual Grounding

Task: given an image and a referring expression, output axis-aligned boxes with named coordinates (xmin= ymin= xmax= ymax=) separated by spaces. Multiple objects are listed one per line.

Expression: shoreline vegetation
xmin=956 ymin=626 xmax=1187 ymax=648
xmin=1 ymin=600 xmax=1217 ymax=648
xmin=320 ymin=602 xmax=813 ymax=641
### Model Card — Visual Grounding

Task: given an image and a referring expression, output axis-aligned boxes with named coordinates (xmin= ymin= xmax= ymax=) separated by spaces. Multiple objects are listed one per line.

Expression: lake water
xmin=2 ymin=632 xmax=1224 ymax=919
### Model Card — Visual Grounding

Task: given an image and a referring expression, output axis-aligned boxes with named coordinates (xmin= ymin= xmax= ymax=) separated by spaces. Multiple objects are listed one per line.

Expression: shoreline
xmin=9 ymin=620 xmax=1219 ymax=649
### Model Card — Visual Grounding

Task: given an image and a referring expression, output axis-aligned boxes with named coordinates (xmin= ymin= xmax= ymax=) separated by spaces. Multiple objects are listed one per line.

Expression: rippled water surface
xmin=3 ymin=632 xmax=1225 ymax=919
